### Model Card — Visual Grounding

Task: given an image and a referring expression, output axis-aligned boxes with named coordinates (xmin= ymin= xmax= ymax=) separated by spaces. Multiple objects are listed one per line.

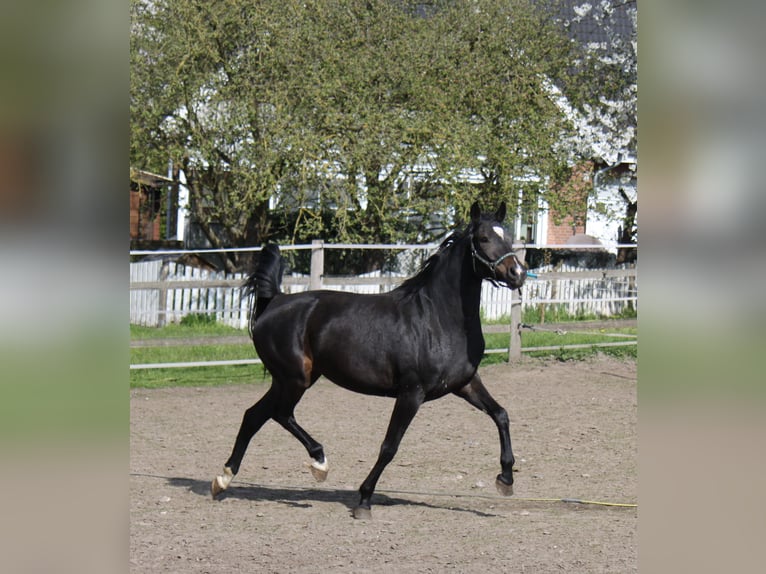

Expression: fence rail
xmin=130 ymin=241 xmax=637 ymax=365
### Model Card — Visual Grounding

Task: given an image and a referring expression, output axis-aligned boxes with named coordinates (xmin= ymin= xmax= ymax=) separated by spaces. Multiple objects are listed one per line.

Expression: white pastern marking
xmin=311 ymin=458 xmax=328 ymax=472
xmin=216 ymin=467 xmax=233 ymax=490
xmin=492 ymin=225 xmax=505 ymax=240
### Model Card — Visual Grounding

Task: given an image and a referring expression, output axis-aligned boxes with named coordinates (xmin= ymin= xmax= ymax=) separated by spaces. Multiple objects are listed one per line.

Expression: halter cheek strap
xmin=469 ymin=235 xmax=517 ymax=284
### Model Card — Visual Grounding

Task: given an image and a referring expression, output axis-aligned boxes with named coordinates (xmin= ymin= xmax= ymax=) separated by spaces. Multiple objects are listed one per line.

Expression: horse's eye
xmin=479 ymin=236 xmax=489 ymax=243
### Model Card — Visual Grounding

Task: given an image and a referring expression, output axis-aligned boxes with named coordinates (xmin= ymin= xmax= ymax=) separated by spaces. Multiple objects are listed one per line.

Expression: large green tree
xmin=131 ymin=0 xmax=582 ymax=271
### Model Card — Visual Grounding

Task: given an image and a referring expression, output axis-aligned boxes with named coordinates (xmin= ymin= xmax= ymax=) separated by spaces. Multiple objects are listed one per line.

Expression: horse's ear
xmin=470 ymin=202 xmax=481 ymax=224
xmin=495 ymin=202 xmax=506 ymax=223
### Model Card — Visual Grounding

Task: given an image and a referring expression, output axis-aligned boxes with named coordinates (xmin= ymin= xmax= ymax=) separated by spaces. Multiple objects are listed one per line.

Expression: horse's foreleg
xmin=212 ymin=387 xmax=277 ymax=498
xmin=453 ymin=374 xmax=516 ymax=496
xmin=354 ymin=391 xmax=424 ymax=520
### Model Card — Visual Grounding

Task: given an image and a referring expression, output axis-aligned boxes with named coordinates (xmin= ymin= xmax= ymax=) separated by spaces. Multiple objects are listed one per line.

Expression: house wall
xmin=537 ymin=161 xmax=638 ymax=249
xmin=542 ymin=161 xmax=590 ymax=245
xmin=130 ymin=187 xmax=161 ymax=240
xmin=586 ymin=185 xmax=626 ymax=246
xmin=546 ymin=215 xmax=585 ymax=245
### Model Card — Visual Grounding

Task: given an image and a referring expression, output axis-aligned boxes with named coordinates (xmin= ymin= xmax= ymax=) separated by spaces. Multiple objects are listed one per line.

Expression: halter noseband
xmin=469 ymin=234 xmax=518 ymax=285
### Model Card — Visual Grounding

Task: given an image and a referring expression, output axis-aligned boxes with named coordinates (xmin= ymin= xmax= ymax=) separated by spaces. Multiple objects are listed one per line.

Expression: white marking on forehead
xmin=492 ymin=225 xmax=505 ymax=239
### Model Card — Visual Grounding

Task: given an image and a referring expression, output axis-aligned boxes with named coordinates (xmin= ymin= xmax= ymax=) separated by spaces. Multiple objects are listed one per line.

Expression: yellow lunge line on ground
xmin=237 ymin=479 xmax=639 ymax=509
xmin=130 ymin=474 xmax=637 ymax=508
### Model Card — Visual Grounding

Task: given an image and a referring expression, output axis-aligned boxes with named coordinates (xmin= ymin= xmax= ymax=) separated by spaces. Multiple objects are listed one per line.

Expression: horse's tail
xmin=243 ymin=244 xmax=284 ymax=327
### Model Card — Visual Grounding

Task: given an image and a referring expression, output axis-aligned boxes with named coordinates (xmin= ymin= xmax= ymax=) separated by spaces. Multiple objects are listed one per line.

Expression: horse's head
xmin=469 ymin=201 xmax=527 ymax=289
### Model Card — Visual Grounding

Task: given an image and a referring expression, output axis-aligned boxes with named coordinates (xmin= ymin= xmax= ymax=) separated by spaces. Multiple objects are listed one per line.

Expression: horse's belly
xmin=326 ymin=374 xmax=399 ymax=398
xmin=314 ymin=339 xmax=476 ymax=400
xmin=314 ymin=347 xmax=400 ymax=397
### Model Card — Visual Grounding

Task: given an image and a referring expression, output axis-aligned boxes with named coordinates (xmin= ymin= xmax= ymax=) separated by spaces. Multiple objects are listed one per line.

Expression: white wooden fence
xmin=129 ymin=247 xmax=637 ymax=328
xmin=129 ymin=260 xmax=249 ymax=327
xmin=520 ymin=263 xmax=638 ymax=318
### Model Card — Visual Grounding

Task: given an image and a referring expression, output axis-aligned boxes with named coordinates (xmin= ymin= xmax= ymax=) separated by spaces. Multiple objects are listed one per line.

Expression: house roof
xmin=130 ymin=168 xmax=173 ymax=188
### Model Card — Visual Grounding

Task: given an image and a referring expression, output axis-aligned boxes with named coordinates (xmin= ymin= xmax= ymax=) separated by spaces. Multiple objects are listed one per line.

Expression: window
xmin=516 ymin=198 xmax=538 ymax=244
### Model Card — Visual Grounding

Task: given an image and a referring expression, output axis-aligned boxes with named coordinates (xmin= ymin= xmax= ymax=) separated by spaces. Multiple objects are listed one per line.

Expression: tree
xmin=131 ymin=0 xmax=585 ymax=271
xmin=567 ymin=0 xmax=637 ymax=165
xmin=425 ymin=0 xmax=583 ymax=221
xmin=131 ymin=0 xmax=311 ymax=271
xmin=552 ymin=0 xmax=638 ymax=235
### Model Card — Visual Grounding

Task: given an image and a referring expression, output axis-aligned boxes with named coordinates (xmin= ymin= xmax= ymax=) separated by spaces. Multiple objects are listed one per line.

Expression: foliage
xmin=552 ymin=0 xmax=638 ymax=241
xmin=131 ymin=0 xmax=591 ymax=270
xmin=554 ymin=0 xmax=637 ymax=166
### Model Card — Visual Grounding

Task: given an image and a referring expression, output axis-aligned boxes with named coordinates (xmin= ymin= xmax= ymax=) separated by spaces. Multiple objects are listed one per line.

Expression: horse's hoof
xmin=310 ymin=466 xmax=328 ymax=482
xmin=308 ymin=458 xmax=329 ymax=482
xmin=211 ymin=467 xmax=233 ymax=498
xmin=211 ymin=476 xmax=225 ymax=498
xmin=495 ymin=476 xmax=514 ymax=496
xmin=352 ymin=506 xmax=372 ymax=520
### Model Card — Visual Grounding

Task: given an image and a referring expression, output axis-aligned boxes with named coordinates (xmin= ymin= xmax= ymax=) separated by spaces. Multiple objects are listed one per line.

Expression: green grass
xmin=482 ymin=304 xmax=637 ymax=326
xmin=130 ymin=318 xmax=264 ymax=388
xmin=130 ymin=339 xmax=270 ymax=388
xmin=483 ymin=327 xmax=637 ymax=364
xmin=130 ymin=321 xmax=636 ymax=388
xmin=130 ymin=318 xmax=243 ymax=340
xmin=131 ymin=343 xmax=256 ymax=364
xmin=522 ymin=303 xmax=637 ymax=324
xmin=130 ymin=364 xmax=269 ymax=389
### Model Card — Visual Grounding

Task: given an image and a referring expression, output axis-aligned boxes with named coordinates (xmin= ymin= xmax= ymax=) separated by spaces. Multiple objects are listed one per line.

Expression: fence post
xmin=157 ymin=261 xmax=170 ymax=327
xmin=508 ymin=245 xmax=527 ymax=361
xmin=508 ymin=288 xmax=522 ymax=362
xmin=310 ymin=239 xmax=324 ymax=290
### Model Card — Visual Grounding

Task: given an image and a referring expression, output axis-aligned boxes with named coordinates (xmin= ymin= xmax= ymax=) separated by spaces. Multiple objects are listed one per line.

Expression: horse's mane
xmin=392 ymin=226 xmax=470 ymax=298
xmin=242 ymin=244 xmax=284 ymax=300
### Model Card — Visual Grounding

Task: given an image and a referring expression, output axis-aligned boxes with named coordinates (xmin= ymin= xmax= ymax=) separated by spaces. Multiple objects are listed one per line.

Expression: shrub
xmin=179 ymin=313 xmax=217 ymax=327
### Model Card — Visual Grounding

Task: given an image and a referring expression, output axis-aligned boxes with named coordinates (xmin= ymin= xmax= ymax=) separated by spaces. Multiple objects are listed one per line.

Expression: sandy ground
xmin=130 ymin=355 xmax=636 ymax=573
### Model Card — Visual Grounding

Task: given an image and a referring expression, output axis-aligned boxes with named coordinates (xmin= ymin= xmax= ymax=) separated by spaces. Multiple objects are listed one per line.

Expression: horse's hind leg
xmin=453 ymin=374 xmax=516 ymax=496
xmin=212 ymin=386 xmax=278 ymax=497
xmin=271 ymin=380 xmax=328 ymax=482
xmin=212 ymin=374 xmax=328 ymax=497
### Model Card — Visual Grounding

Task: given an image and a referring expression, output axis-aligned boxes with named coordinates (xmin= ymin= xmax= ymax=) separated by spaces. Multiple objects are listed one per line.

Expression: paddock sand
xmin=130 ymin=355 xmax=636 ymax=573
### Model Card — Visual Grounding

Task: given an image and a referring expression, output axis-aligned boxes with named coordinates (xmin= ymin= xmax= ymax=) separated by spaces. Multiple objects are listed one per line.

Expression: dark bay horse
xmin=212 ymin=202 xmax=527 ymax=519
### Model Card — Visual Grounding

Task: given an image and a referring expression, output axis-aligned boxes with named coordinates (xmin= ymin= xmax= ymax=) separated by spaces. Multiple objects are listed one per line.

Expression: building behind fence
xmin=130 ymin=245 xmax=637 ymax=328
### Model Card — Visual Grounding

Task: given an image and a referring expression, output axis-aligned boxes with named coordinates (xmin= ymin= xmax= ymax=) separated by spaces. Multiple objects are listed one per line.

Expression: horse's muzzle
xmin=499 ymin=257 xmax=527 ymax=289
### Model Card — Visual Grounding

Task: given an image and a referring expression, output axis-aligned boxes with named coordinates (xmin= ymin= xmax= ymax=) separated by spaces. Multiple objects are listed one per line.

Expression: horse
xmin=212 ymin=202 xmax=528 ymax=519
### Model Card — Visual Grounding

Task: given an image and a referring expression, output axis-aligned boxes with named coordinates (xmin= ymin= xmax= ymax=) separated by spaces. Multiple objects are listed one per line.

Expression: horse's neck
xmin=423 ymin=241 xmax=483 ymax=327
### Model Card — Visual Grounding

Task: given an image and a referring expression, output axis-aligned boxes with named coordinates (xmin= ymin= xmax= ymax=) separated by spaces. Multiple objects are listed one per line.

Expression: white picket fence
xmin=129 ymin=260 xmax=249 ymax=327
xmin=520 ymin=262 xmax=638 ymax=318
xmin=130 ymin=259 xmax=636 ymax=328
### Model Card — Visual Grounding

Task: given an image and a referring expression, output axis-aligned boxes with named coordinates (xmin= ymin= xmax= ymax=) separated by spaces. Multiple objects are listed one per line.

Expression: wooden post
xmin=310 ymin=239 xmax=324 ymax=290
xmin=509 ymin=244 xmax=527 ymax=362
xmin=157 ymin=261 xmax=170 ymax=327
xmin=508 ymin=287 xmax=522 ymax=362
